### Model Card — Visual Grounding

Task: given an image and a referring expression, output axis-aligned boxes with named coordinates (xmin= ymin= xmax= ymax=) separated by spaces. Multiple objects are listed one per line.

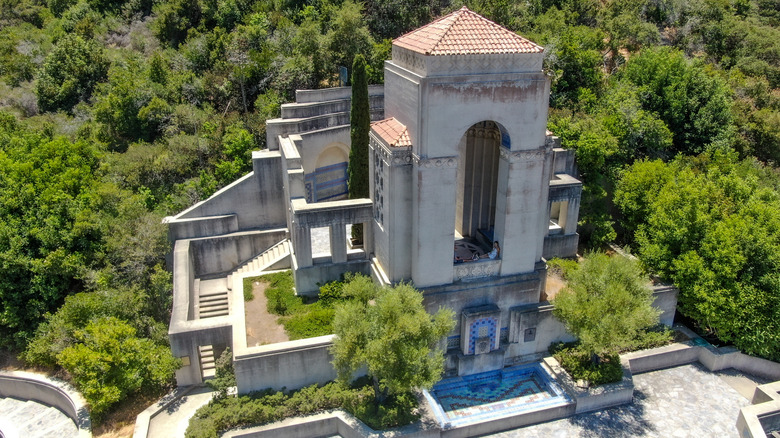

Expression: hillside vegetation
xmin=0 ymin=0 xmax=778 ymax=420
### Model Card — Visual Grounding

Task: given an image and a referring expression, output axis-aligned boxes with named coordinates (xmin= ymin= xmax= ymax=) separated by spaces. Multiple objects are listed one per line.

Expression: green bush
xmin=185 ymin=379 xmax=416 ymax=438
xmin=317 ymin=279 xmax=345 ymax=307
xmin=549 ymin=342 xmax=623 ymax=385
xmin=283 ymin=306 xmax=335 ymax=339
xmin=546 ymin=257 xmax=580 ymax=279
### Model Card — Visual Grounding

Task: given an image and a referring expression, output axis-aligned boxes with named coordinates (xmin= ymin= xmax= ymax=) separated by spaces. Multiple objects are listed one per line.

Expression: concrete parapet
xmin=234 ymin=336 xmax=339 ymax=394
xmin=543 ymin=357 xmax=634 ymax=415
xmin=165 ymin=214 xmax=238 ymax=241
xmin=0 ymin=370 xmax=91 ymax=438
xmin=542 ymin=233 xmax=579 ymax=260
xmin=169 ymin=156 xmax=286 ymax=233
xmin=738 ymin=381 xmax=780 ymax=438
xmin=293 ymin=85 xmax=384 ymax=104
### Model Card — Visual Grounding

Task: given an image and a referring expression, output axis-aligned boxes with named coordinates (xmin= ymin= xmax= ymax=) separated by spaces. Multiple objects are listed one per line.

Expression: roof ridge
xmin=393 ymin=7 xmax=543 ymax=56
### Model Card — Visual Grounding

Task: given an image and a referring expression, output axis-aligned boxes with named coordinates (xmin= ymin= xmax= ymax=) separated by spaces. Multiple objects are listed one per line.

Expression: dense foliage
xmin=331 ymin=277 xmax=454 ymax=404
xmin=0 ymin=0 xmax=779 ymax=422
xmin=615 ymin=153 xmax=780 ymax=361
xmin=186 ymin=378 xmax=416 ymax=438
xmin=552 ymin=252 xmax=662 ymax=360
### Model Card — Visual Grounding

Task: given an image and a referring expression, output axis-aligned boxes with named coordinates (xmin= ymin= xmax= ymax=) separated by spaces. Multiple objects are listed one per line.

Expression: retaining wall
xmin=0 ymin=370 xmax=91 ymax=437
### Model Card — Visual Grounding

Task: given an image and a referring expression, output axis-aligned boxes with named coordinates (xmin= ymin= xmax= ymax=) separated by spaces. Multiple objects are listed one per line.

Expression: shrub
xmin=283 ymin=306 xmax=335 ymax=339
xmin=549 ymin=342 xmax=623 ymax=385
xmin=185 ymin=380 xmax=417 ymax=438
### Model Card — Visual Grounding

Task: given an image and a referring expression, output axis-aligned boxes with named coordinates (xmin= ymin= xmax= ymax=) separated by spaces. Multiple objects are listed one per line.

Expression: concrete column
xmin=564 ymin=196 xmax=580 ymax=235
xmin=494 ymin=147 xmax=549 ymax=275
xmin=330 ymin=223 xmax=347 ymax=263
xmin=411 ymin=157 xmax=458 ymax=287
xmin=292 ymin=225 xmax=312 ymax=267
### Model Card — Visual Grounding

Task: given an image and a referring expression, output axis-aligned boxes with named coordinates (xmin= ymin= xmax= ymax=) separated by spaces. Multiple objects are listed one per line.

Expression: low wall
xmin=549 ymin=356 xmax=634 ymax=414
xmin=169 ymin=152 xmax=287 ymax=234
xmin=234 ymin=336 xmax=339 ymax=394
xmin=0 ymin=370 xmax=91 ymax=437
xmin=189 ymin=229 xmax=287 ymax=277
xmin=293 ymin=259 xmax=371 ymax=296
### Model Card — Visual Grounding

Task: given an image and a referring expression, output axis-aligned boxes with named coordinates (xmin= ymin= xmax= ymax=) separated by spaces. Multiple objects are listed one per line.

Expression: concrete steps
xmin=227 ymin=240 xmax=291 ymax=290
xmin=0 ymin=397 xmax=78 ymax=438
xmin=199 ymin=345 xmax=216 ymax=380
xmin=196 ymin=278 xmax=229 ymax=319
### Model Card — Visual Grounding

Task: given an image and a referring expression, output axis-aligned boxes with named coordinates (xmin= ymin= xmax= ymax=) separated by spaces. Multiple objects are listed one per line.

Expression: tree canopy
xmin=331 ymin=278 xmax=454 ymax=404
xmin=553 ymin=252 xmax=661 ymax=360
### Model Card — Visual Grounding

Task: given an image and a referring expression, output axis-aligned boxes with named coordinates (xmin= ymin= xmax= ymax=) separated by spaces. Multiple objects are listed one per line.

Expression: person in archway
xmin=480 ymin=241 xmax=500 ymax=260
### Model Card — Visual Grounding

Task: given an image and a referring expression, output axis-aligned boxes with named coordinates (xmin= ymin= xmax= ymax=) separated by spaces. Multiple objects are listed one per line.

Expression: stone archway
xmin=455 ymin=121 xmax=508 ymax=242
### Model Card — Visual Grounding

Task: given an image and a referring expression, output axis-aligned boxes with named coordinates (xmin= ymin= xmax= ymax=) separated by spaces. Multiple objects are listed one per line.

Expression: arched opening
xmin=306 ymin=144 xmax=348 ymax=203
xmin=454 ymin=121 xmax=505 ymax=248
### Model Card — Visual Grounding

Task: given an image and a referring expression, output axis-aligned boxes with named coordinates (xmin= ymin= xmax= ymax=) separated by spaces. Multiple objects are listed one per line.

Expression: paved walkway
xmin=486 ymin=363 xmax=752 ymax=437
xmin=146 ymin=386 xmax=215 ymax=438
xmin=0 ymin=396 xmax=78 ymax=438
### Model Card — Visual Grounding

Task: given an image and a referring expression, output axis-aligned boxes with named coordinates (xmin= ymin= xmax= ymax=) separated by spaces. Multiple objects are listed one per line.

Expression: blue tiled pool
xmin=423 ymin=362 xmax=572 ymax=428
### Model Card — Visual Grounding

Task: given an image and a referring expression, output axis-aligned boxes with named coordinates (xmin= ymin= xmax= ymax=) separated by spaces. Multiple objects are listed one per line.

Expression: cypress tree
xmin=348 ymin=54 xmax=370 ymax=243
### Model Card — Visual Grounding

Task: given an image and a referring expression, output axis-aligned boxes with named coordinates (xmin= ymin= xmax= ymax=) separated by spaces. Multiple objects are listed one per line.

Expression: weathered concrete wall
xmin=506 ymin=303 xmax=576 ymax=359
xmin=169 ymin=151 xmax=286 ymax=236
xmin=234 ymin=336 xmax=339 ymax=394
xmin=651 ymin=285 xmax=678 ymax=326
xmin=422 ymin=269 xmax=545 ymax=339
xmin=188 ymin=229 xmax=287 ymax=277
xmin=543 ymin=234 xmax=579 ymax=260
xmin=293 ymin=259 xmax=371 ymax=296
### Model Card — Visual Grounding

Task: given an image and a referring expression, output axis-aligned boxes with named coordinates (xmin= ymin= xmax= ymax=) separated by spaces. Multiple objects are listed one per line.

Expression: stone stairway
xmin=198 ymin=345 xmax=216 ymax=380
xmin=0 ymin=396 xmax=78 ymax=438
xmin=194 ymin=278 xmax=230 ymax=319
xmin=227 ymin=240 xmax=291 ymax=290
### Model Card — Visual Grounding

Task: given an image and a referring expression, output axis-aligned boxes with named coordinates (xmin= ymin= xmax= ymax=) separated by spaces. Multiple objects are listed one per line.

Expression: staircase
xmin=194 ymin=278 xmax=230 ymax=319
xmin=227 ymin=240 xmax=291 ymax=290
xmin=199 ymin=345 xmax=216 ymax=380
xmin=0 ymin=397 xmax=78 ymax=438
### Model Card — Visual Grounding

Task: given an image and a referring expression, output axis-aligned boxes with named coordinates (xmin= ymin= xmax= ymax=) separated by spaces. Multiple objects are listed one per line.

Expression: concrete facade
xmin=164 ymin=8 xmax=661 ymax=391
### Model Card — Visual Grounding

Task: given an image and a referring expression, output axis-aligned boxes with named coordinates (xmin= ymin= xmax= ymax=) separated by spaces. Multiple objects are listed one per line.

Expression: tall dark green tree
xmin=348 ymin=54 xmax=369 ymax=243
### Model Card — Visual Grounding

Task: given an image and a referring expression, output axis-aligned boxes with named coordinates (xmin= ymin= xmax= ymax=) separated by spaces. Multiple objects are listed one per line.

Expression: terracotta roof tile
xmin=394 ymin=7 xmax=543 ymax=56
xmin=372 ymin=118 xmax=411 ymax=148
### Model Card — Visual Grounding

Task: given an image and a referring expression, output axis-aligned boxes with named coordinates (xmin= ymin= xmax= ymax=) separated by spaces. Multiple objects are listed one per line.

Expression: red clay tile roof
xmin=394 ymin=7 xmax=543 ymax=56
xmin=372 ymin=118 xmax=411 ymax=148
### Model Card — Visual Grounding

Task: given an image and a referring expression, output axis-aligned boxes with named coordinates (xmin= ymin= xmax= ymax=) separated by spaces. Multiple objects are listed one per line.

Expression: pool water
xmin=424 ymin=362 xmax=572 ymax=428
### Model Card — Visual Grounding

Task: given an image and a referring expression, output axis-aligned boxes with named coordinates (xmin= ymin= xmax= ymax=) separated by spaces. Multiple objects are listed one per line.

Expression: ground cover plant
xmin=258 ymin=271 xmax=366 ymax=339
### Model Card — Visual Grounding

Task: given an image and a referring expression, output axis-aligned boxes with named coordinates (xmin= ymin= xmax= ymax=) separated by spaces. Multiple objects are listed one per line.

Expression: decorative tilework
xmin=468 ymin=317 xmax=497 ymax=355
xmin=423 ymin=363 xmax=573 ymax=429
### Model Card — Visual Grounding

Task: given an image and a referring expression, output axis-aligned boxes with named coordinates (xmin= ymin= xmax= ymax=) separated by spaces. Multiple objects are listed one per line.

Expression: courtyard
xmin=484 ymin=363 xmax=761 ymax=437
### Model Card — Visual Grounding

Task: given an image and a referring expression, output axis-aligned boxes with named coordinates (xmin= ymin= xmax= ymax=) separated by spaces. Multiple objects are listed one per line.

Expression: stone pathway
xmin=146 ymin=386 xmax=215 ymax=438
xmin=485 ymin=363 xmax=750 ymax=437
xmin=0 ymin=396 xmax=78 ymax=438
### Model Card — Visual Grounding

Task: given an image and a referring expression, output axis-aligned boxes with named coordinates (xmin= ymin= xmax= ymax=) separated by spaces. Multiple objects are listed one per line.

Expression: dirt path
xmin=244 ymin=280 xmax=289 ymax=346
xmin=543 ymin=272 xmax=567 ymax=301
